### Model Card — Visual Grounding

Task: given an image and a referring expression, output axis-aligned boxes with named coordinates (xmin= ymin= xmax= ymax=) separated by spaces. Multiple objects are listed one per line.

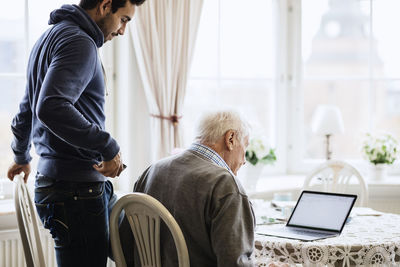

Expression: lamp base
xmin=325 ymin=134 xmax=332 ymax=160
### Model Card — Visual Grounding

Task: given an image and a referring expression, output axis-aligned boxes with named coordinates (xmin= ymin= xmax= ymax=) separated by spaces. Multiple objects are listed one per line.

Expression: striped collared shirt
xmin=188 ymin=142 xmax=232 ymax=173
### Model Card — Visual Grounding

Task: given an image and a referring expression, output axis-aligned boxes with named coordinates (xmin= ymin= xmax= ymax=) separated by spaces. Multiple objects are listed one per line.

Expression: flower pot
xmin=240 ymin=164 xmax=264 ymax=192
xmin=369 ymin=164 xmax=387 ymax=181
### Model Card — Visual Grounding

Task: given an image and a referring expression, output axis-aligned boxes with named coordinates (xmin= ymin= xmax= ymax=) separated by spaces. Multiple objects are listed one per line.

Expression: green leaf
xmin=245 ymin=151 xmax=258 ymax=165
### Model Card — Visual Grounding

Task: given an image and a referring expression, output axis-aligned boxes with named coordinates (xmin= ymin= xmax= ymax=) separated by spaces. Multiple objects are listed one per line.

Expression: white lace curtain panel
xmin=131 ymin=0 xmax=204 ymax=160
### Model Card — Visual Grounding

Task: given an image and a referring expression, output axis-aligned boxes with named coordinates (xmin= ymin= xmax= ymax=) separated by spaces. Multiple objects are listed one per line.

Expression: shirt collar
xmin=188 ymin=142 xmax=232 ymax=173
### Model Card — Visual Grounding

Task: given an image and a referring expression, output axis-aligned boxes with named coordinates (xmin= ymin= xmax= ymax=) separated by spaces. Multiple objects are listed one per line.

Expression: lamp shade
xmin=311 ymin=105 xmax=345 ymax=135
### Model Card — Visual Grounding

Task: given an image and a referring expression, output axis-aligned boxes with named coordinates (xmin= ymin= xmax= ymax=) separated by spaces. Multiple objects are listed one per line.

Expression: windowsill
xmin=0 ymin=199 xmax=18 ymax=231
xmin=0 ymin=198 xmax=14 ymax=216
xmin=246 ymin=174 xmax=400 ymax=199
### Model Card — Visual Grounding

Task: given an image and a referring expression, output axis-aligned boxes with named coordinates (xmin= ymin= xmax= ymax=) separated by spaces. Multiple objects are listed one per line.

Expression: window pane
xmin=301 ymin=0 xmax=381 ymax=161
xmin=304 ymin=80 xmax=400 ymax=159
xmin=302 ymin=0 xmax=400 ymax=163
xmin=302 ymin=0 xmax=371 ymax=78
xmin=304 ymin=80 xmax=369 ymax=159
xmin=28 ymin=0 xmax=76 ymax=49
xmin=220 ymin=0 xmax=274 ymax=79
xmin=375 ymin=80 xmax=400 ymax=137
xmin=0 ymin=0 xmax=25 ymax=73
xmin=190 ymin=0 xmax=218 ymax=78
xmin=372 ymin=0 xmax=400 ymax=78
xmin=0 ymin=77 xmax=25 ymax=172
xmin=182 ymin=79 xmax=274 ymax=144
xmin=185 ymin=0 xmax=276 ymax=147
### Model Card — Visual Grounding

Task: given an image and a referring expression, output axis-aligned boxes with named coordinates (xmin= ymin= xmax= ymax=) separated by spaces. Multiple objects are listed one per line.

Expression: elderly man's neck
xmin=201 ymin=141 xmax=226 ymax=159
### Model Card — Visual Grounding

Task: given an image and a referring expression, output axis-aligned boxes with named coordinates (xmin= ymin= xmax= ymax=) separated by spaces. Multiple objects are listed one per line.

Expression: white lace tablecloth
xmin=254 ymin=213 xmax=400 ymax=266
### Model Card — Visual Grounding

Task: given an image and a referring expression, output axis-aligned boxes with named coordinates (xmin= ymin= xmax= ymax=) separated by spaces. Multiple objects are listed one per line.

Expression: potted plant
xmin=246 ymin=137 xmax=277 ymax=166
xmin=241 ymin=137 xmax=276 ymax=191
xmin=362 ymin=133 xmax=399 ymax=180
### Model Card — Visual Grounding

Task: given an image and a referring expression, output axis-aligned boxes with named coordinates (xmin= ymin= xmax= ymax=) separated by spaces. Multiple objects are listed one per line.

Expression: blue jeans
xmin=34 ymin=173 xmax=117 ymax=267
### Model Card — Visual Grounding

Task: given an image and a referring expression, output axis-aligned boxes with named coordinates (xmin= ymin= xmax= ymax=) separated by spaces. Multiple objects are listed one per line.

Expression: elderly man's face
xmin=228 ymin=135 xmax=249 ymax=175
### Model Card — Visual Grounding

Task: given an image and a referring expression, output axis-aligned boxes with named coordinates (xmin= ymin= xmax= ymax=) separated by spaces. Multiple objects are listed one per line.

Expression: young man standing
xmin=7 ymin=0 xmax=145 ymax=266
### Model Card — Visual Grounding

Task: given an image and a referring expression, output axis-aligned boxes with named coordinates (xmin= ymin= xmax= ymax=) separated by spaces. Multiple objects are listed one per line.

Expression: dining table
xmin=252 ymin=199 xmax=400 ymax=266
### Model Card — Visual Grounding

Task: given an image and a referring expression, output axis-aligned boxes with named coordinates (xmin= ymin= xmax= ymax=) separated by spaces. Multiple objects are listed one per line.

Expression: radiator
xmin=0 ymin=229 xmax=56 ymax=267
xmin=0 ymin=229 xmax=116 ymax=267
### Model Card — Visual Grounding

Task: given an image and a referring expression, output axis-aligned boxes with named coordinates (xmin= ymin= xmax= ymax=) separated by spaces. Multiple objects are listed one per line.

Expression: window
xmin=182 ymin=0 xmax=280 ymax=171
xmin=185 ymin=0 xmax=400 ymax=174
xmin=298 ymin=0 xmax=400 ymax=172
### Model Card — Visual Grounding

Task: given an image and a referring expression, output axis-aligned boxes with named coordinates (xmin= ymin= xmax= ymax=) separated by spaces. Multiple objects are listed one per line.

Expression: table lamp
xmin=311 ymin=105 xmax=344 ymax=160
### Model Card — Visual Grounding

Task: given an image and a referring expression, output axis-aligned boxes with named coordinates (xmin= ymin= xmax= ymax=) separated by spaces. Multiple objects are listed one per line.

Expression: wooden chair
xmin=14 ymin=174 xmax=46 ymax=267
xmin=303 ymin=160 xmax=369 ymax=206
xmin=110 ymin=193 xmax=190 ymax=267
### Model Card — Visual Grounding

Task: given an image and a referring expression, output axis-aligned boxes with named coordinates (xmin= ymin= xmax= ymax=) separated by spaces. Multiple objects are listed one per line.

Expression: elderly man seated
xmin=118 ymin=110 xmax=286 ymax=267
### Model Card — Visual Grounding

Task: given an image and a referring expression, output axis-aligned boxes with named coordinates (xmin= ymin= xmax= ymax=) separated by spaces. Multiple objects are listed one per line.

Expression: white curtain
xmin=130 ymin=0 xmax=204 ymax=160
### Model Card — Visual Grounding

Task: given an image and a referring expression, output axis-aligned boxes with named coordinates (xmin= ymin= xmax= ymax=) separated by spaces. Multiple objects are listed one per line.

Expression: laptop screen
xmin=287 ymin=191 xmax=357 ymax=232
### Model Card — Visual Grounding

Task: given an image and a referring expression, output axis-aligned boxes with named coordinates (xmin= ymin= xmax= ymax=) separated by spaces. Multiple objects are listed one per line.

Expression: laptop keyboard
xmin=287 ymin=228 xmax=331 ymax=237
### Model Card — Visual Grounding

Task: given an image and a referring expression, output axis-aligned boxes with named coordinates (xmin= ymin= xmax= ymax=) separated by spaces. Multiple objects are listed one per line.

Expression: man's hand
xmin=93 ymin=152 xmax=125 ymax=178
xmin=7 ymin=162 xmax=31 ymax=183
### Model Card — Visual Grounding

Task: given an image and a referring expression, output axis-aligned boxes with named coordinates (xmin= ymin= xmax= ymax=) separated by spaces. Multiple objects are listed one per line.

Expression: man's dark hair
xmin=79 ymin=0 xmax=146 ymax=13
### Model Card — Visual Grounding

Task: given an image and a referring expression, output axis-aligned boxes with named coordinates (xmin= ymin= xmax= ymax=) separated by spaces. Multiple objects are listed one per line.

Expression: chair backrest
xmin=13 ymin=174 xmax=46 ymax=267
xmin=303 ymin=160 xmax=369 ymax=206
xmin=110 ymin=193 xmax=190 ymax=267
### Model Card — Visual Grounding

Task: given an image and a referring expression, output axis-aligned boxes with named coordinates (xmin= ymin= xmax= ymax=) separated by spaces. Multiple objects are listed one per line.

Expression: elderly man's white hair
xmin=195 ymin=110 xmax=250 ymax=145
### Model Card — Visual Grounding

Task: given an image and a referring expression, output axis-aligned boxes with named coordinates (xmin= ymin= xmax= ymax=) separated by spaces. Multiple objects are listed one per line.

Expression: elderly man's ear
xmin=224 ymin=130 xmax=236 ymax=151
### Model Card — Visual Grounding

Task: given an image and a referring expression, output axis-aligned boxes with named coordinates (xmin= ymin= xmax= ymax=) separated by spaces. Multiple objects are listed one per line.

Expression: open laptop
xmin=256 ymin=190 xmax=357 ymax=241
